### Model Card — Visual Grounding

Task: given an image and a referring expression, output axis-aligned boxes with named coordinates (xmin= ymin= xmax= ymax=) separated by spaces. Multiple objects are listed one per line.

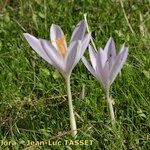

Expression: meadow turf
xmin=0 ymin=0 xmax=150 ymax=149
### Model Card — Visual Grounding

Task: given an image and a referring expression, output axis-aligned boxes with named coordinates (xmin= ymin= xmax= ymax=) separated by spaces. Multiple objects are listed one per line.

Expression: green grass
xmin=0 ymin=0 xmax=150 ymax=149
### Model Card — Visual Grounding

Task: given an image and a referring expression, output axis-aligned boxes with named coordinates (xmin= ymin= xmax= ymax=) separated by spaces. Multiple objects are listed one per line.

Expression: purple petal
xmin=102 ymin=60 xmax=110 ymax=87
xmin=102 ymin=37 xmax=116 ymax=70
xmin=23 ymin=33 xmax=52 ymax=64
xmin=65 ymin=41 xmax=79 ymax=74
xmin=104 ymin=37 xmax=116 ymax=58
xmin=40 ymin=39 xmax=65 ymax=74
xmin=78 ymin=32 xmax=91 ymax=58
xmin=96 ymin=56 xmax=109 ymax=90
xmin=89 ymin=45 xmax=97 ymax=70
xmin=82 ymin=56 xmax=97 ymax=77
xmin=72 ymin=32 xmax=91 ymax=66
xmin=50 ymin=24 xmax=67 ymax=51
xmin=98 ymin=48 xmax=107 ymax=68
xmin=70 ymin=20 xmax=86 ymax=42
xmin=82 ymin=56 xmax=107 ymax=89
xmin=109 ymin=46 xmax=128 ymax=85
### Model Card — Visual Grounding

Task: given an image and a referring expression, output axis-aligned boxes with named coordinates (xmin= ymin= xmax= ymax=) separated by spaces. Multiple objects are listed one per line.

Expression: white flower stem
xmin=66 ymin=76 xmax=77 ymax=137
xmin=106 ymin=88 xmax=115 ymax=126
xmin=83 ymin=13 xmax=97 ymax=52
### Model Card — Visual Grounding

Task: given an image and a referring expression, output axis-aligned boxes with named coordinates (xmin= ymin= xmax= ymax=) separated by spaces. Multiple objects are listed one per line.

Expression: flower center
xmin=55 ymin=36 xmax=67 ymax=57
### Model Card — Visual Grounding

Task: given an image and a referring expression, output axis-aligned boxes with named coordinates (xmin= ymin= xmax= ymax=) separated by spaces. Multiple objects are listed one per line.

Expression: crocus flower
xmin=23 ymin=20 xmax=91 ymax=79
xmin=82 ymin=37 xmax=128 ymax=125
xmin=23 ymin=20 xmax=91 ymax=137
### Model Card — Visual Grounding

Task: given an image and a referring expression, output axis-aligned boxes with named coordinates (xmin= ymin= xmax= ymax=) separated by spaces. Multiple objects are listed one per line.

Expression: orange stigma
xmin=55 ymin=36 xmax=67 ymax=56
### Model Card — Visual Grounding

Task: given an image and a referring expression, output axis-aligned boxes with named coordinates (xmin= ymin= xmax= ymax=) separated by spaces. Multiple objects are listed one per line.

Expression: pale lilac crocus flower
xmin=23 ymin=20 xmax=91 ymax=137
xmin=82 ymin=37 xmax=128 ymax=125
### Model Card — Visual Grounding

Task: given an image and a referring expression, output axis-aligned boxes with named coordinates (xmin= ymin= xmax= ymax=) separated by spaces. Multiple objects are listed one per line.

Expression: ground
xmin=0 ymin=0 xmax=150 ymax=149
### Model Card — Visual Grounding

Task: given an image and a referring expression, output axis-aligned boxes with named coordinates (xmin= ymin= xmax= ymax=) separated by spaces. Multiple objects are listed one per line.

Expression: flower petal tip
xmin=23 ymin=33 xmax=31 ymax=39
xmin=78 ymin=19 xmax=85 ymax=25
